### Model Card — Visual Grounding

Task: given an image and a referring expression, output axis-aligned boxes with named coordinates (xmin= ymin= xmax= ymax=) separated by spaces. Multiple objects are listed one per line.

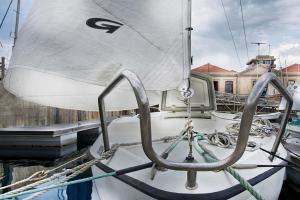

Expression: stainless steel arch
xmin=98 ymin=71 xmax=292 ymax=171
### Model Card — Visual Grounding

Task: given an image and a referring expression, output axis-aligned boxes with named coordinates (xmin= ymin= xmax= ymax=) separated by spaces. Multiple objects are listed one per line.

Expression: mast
xmin=13 ymin=0 xmax=21 ymax=47
xmin=184 ymin=0 xmax=197 ymax=190
xmin=181 ymin=0 xmax=193 ymax=93
xmin=285 ymin=59 xmax=288 ymax=86
xmin=187 ymin=0 xmax=192 ymax=72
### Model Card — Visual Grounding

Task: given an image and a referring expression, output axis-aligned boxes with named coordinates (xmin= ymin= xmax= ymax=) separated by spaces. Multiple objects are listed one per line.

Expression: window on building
xmin=225 ymin=81 xmax=233 ymax=94
xmin=213 ymin=81 xmax=219 ymax=92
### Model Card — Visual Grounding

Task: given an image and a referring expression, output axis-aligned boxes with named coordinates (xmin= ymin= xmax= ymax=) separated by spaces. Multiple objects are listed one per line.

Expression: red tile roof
xmin=192 ymin=63 xmax=235 ymax=73
xmin=281 ymin=64 xmax=300 ymax=72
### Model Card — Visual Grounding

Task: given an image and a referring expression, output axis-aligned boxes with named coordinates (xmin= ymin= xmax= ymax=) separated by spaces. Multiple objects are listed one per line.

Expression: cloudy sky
xmin=0 ymin=0 xmax=32 ymax=62
xmin=0 ymin=0 xmax=299 ymax=72
xmin=192 ymin=0 xmax=300 ymax=71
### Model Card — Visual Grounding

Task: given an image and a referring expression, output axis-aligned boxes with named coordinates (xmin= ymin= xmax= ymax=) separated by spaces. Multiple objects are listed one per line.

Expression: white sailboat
xmin=3 ymin=0 xmax=294 ymax=199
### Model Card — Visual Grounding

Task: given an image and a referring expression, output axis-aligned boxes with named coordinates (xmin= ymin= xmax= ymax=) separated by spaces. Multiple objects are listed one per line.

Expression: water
xmin=0 ymin=149 xmax=96 ymax=200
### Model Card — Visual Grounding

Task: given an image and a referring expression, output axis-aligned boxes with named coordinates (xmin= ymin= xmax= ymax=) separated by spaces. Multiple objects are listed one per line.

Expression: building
xmin=192 ymin=55 xmax=279 ymax=96
xmin=246 ymin=55 xmax=276 ymax=69
xmin=192 ymin=63 xmax=238 ymax=94
xmin=280 ymin=64 xmax=300 ymax=87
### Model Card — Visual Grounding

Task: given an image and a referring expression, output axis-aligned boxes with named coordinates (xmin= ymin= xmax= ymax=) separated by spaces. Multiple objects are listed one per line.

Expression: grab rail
xmin=98 ymin=71 xmax=292 ymax=171
xmin=247 ymin=73 xmax=293 ymax=160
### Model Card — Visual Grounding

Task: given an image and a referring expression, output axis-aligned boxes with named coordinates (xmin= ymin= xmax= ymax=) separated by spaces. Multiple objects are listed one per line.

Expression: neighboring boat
xmin=2 ymin=0 xmax=293 ymax=200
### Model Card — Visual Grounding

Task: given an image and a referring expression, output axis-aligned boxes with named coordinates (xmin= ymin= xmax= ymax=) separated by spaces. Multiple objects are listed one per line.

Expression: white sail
xmin=4 ymin=0 xmax=189 ymax=111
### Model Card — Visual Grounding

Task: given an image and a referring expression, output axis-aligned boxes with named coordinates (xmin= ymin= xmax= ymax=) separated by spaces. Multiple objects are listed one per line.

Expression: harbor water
xmin=0 ymin=147 xmax=96 ymax=200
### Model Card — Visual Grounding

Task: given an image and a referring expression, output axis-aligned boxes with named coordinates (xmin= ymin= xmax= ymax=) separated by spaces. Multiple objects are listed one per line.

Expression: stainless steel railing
xmin=246 ymin=73 xmax=293 ymax=160
xmin=98 ymin=70 xmax=292 ymax=171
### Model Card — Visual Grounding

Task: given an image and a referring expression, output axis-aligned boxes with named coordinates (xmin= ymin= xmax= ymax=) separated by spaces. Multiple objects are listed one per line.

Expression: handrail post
xmin=244 ymin=73 xmax=293 ymax=161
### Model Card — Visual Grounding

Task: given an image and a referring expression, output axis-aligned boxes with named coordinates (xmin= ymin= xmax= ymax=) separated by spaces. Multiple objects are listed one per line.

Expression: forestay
xmin=4 ymin=0 xmax=189 ymax=111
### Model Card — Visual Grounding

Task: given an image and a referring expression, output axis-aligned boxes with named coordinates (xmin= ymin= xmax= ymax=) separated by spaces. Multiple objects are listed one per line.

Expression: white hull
xmin=89 ymin=112 xmax=287 ymax=200
xmin=90 ymin=165 xmax=285 ymax=200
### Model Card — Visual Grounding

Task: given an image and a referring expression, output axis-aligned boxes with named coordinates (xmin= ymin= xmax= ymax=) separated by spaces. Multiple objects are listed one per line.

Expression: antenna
xmin=251 ymin=42 xmax=266 ymax=55
xmin=268 ymin=44 xmax=271 ymax=55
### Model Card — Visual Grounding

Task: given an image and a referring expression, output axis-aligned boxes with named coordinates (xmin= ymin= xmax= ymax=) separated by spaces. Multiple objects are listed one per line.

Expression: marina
xmin=0 ymin=0 xmax=300 ymax=199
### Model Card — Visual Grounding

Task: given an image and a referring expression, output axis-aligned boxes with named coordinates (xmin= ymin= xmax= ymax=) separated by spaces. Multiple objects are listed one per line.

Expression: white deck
xmin=90 ymin=111 xmax=286 ymax=199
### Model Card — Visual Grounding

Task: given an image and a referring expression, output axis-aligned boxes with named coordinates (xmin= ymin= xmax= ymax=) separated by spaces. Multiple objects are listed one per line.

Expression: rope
xmin=193 ymin=134 xmax=265 ymax=200
xmin=226 ymin=118 xmax=277 ymax=138
xmin=205 ymin=118 xmax=276 ymax=151
xmin=0 ymin=171 xmax=48 ymax=191
xmin=1 ymin=134 xmax=181 ymax=199
xmin=0 ymin=0 xmax=13 ymax=30
xmin=23 ymin=145 xmax=119 ymax=200
xmin=0 ymin=172 xmax=116 ymax=200
xmin=0 ymin=161 xmax=153 ymax=200
xmin=47 ymin=153 xmax=87 ymax=174
xmin=205 ymin=131 xmax=259 ymax=152
xmin=0 ymin=145 xmax=119 ymax=199
xmin=151 ymin=130 xmax=187 ymax=180
xmin=0 ymin=154 xmax=87 ymax=191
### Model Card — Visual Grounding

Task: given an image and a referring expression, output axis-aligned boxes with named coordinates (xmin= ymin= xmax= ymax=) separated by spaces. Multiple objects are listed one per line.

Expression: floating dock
xmin=0 ymin=120 xmax=100 ymax=159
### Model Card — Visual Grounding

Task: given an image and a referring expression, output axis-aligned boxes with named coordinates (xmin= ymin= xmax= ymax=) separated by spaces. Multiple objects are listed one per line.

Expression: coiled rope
xmin=193 ymin=133 xmax=265 ymax=200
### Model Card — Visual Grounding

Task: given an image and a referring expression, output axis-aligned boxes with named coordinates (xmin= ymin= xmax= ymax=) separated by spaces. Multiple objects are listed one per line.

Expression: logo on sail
xmin=86 ymin=18 xmax=123 ymax=34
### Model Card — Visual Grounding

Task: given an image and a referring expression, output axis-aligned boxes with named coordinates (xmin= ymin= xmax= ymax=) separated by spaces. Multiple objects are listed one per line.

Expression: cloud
xmin=191 ymin=0 xmax=300 ymax=71
xmin=0 ymin=38 xmax=13 ymax=60
xmin=0 ymin=0 xmax=33 ymax=60
xmin=272 ymin=43 xmax=300 ymax=67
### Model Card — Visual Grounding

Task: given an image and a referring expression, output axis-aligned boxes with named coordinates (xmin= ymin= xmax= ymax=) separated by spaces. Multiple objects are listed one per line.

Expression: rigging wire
xmin=0 ymin=0 xmax=14 ymax=49
xmin=220 ymin=0 xmax=242 ymax=69
xmin=0 ymin=0 xmax=13 ymax=31
xmin=239 ymin=0 xmax=250 ymax=61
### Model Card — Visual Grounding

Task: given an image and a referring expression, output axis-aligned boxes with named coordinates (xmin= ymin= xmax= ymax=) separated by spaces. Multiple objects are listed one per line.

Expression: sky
xmin=0 ymin=0 xmax=32 ymax=63
xmin=0 ymin=0 xmax=300 ymax=71
xmin=192 ymin=0 xmax=300 ymax=71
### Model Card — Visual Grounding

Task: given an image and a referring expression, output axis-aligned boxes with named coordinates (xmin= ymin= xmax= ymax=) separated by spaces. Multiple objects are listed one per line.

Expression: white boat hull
xmin=90 ymin=164 xmax=285 ymax=200
xmin=89 ymin=112 xmax=287 ymax=200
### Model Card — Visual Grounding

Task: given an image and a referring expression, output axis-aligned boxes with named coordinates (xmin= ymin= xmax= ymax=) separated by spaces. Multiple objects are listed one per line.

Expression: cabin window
xmin=162 ymin=73 xmax=216 ymax=111
xmin=225 ymin=81 xmax=233 ymax=94
xmin=213 ymin=81 xmax=219 ymax=92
